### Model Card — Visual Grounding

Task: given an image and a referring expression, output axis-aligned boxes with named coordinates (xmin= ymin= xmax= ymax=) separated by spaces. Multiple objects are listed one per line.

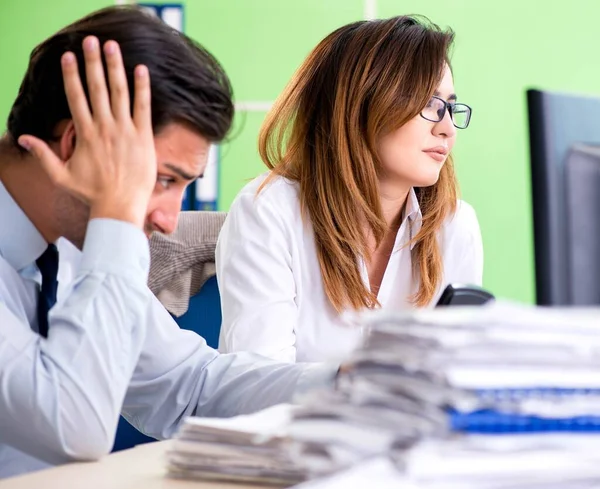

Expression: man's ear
xmin=57 ymin=120 xmax=76 ymax=161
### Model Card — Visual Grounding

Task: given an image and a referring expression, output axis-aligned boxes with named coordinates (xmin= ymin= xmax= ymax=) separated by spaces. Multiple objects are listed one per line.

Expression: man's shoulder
xmin=0 ymin=255 xmax=20 ymax=288
xmin=0 ymin=255 xmax=29 ymax=314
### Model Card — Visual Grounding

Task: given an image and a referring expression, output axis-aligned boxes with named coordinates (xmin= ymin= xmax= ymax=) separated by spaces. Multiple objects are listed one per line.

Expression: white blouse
xmin=216 ymin=173 xmax=483 ymax=364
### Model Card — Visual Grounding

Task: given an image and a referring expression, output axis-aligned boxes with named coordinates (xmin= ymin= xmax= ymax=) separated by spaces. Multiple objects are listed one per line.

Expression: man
xmin=0 ymin=6 xmax=336 ymax=478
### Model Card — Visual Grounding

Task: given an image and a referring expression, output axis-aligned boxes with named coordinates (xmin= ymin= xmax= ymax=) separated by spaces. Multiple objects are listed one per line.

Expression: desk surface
xmin=3 ymin=441 xmax=269 ymax=489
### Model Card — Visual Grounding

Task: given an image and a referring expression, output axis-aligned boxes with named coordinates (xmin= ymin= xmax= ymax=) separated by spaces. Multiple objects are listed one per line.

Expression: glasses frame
xmin=420 ymin=95 xmax=472 ymax=129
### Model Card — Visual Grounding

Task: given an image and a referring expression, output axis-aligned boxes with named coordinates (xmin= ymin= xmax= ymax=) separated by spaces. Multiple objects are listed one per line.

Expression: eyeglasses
xmin=420 ymin=95 xmax=472 ymax=129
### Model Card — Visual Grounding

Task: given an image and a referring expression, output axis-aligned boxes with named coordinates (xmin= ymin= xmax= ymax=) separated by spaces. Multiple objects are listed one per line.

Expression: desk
xmin=2 ymin=441 xmax=270 ymax=489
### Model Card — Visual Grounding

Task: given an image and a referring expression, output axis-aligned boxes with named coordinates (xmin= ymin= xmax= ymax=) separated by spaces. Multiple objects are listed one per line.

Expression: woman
xmin=216 ymin=15 xmax=483 ymax=363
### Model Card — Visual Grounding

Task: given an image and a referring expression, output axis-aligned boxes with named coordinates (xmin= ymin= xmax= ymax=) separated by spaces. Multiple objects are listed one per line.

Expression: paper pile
xmin=166 ymin=302 xmax=600 ymax=488
xmin=166 ymin=403 xmax=304 ymax=485
xmin=287 ymin=302 xmax=600 ymax=486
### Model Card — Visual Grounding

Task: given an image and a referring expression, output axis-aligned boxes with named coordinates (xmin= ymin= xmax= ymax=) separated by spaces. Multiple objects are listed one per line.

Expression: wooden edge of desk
xmin=2 ymin=440 xmax=271 ymax=489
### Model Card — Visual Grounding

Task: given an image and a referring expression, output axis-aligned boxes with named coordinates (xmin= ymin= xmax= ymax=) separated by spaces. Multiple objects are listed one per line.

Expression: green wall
xmin=0 ymin=0 xmax=112 ymax=134
xmin=3 ymin=0 xmax=600 ymax=305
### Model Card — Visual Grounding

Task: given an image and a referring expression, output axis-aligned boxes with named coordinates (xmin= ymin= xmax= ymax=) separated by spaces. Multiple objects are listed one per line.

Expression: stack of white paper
xmin=285 ymin=301 xmax=600 ymax=484
xmin=293 ymin=436 xmax=600 ymax=489
xmin=167 ymin=302 xmax=600 ymax=487
xmin=392 ymin=434 xmax=600 ymax=488
xmin=166 ymin=404 xmax=306 ymax=485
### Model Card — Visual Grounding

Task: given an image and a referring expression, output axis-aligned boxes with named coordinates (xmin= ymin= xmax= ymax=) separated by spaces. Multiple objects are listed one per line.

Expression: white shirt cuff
xmin=293 ymin=363 xmax=339 ymax=402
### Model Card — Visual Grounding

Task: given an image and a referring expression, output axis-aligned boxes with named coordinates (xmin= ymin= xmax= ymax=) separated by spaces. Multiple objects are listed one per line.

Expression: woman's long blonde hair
xmin=258 ymin=16 xmax=458 ymax=311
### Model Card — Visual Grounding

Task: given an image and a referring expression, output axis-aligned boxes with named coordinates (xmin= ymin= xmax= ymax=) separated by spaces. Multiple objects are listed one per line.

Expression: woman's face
xmin=378 ymin=65 xmax=460 ymax=189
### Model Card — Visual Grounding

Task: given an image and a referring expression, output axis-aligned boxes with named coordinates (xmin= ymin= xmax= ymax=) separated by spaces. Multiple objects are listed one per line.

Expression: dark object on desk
xmin=565 ymin=145 xmax=600 ymax=305
xmin=527 ymin=88 xmax=600 ymax=306
xmin=436 ymin=284 xmax=495 ymax=307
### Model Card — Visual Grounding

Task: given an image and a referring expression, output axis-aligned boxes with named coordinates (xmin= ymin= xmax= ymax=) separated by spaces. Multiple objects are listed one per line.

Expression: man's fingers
xmin=82 ymin=36 xmax=112 ymax=123
xmin=104 ymin=41 xmax=131 ymax=122
xmin=132 ymin=65 xmax=152 ymax=133
xmin=61 ymin=51 xmax=93 ymax=132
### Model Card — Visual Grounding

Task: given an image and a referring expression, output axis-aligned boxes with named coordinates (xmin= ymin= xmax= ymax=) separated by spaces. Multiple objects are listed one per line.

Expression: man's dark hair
xmin=6 ymin=5 xmax=233 ymax=148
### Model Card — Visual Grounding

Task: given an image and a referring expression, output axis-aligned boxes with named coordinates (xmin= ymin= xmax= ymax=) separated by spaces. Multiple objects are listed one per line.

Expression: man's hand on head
xmin=18 ymin=37 xmax=156 ymax=230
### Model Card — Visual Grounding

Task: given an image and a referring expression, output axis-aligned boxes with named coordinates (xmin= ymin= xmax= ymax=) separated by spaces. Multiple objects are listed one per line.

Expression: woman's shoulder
xmin=227 ymin=172 xmax=305 ymax=233
xmin=451 ymin=199 xmax=478 ymax=223
xmin=233 ymin=172 xmax=302 ymax=213
xmin=441 ymin=199 xmax=481 ymax=240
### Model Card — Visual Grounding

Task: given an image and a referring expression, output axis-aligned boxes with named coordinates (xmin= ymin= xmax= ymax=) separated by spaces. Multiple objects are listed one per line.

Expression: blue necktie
xmin=36 ymin=244 xmax=59 ymax=338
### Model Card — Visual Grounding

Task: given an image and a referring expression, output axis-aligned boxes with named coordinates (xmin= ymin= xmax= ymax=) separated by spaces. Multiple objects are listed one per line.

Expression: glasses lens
xmin=422 ymin=97 xmax=446 ymax=122
xmin=452 ymin=104 xmax=471 ymax=128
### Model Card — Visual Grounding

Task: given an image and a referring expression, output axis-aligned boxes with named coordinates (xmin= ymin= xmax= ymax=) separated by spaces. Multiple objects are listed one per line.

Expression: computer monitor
xmin=527 ymin=89 xmax=600 ymax=306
